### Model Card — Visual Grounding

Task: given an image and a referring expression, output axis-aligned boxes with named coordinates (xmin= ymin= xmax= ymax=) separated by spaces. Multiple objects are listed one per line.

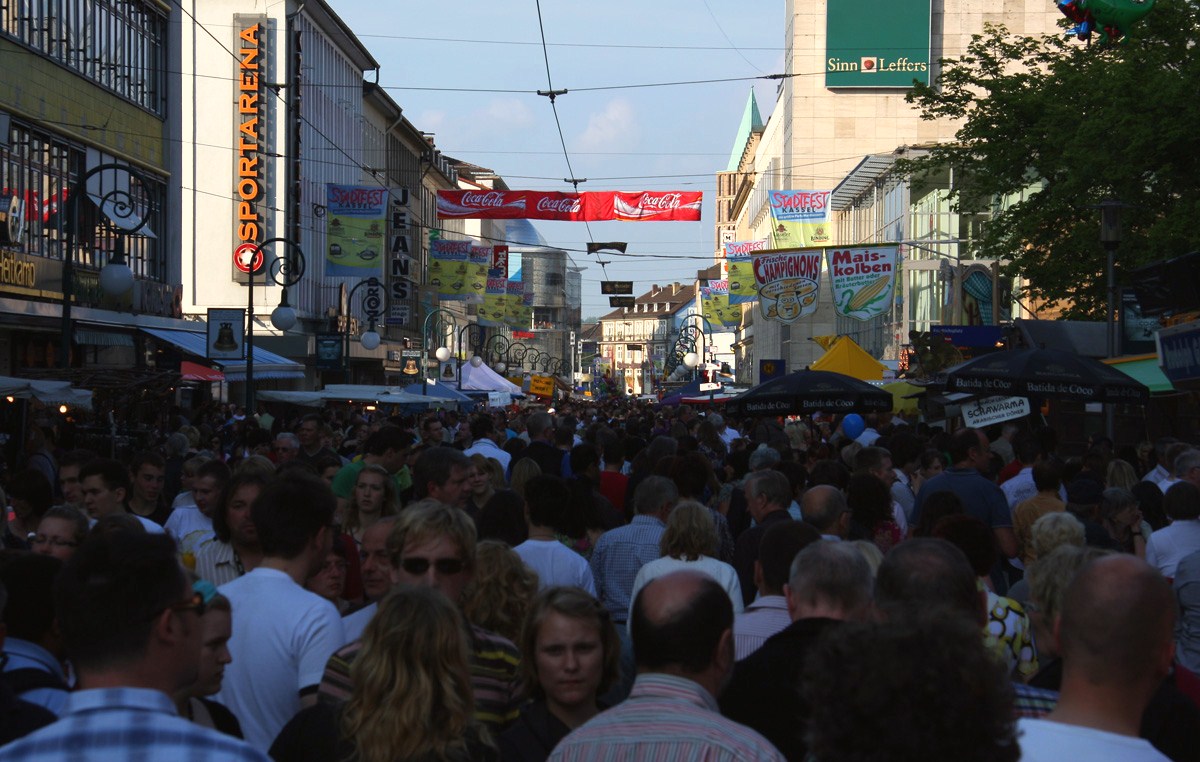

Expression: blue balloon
xmin=842 ymin=413 xmax=865 ymax=440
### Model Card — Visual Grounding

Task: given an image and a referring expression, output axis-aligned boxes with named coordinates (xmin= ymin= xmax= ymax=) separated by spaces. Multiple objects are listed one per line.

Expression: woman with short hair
xmin=499 ymin=587 xmax=620 ymax=762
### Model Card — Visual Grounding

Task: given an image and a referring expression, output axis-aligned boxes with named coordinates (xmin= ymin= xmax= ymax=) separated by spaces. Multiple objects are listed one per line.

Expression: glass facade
xmin=0 ymin=0 xmax=167 ymax=114
xmin=0 ymin=119 xmax=165 ymax=281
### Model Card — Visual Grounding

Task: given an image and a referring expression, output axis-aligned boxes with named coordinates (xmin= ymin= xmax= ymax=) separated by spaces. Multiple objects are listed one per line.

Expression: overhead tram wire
xmin=533 ymin=0 xmax=599 ymax=279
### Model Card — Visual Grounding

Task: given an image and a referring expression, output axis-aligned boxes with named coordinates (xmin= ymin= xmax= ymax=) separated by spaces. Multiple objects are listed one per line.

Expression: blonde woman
xmin=270 ymin=586 xmax=496 ymax=762
xmin=462 ymin=540 xmax=540 ymax=643
xmin=343 ymin=464 xmax=399 ymax=546
xmin=626 ymin=500 xmax=743 ymax=624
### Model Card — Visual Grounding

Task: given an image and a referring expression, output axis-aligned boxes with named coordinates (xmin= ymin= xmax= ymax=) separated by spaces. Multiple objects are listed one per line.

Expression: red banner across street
xmin=436 ymin=190 xmax=703 ymax=222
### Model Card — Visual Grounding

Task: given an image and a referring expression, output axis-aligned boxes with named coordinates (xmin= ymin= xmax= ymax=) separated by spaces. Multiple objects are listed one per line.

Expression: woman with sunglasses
xmin=270 ymin=585 xmax=496 ymax=762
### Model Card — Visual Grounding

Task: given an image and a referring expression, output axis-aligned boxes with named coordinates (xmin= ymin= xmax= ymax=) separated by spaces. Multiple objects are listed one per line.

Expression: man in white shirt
xmin=1017 ymin=555 xmax=1174 ymax=762
xmin=165 ymin=459 xmax=228 ymax=557
xmin=1146 ymin=479 xmax=1200 ymax=579
xmin=513 ymin=475 xmax=595 ymax=594
xmin=462 ymin=414 xmax=512 ymax=474
xmin=710 ymin=413 xmax=740 ymax=448
xmin=217 ymin=473 xmax=345 ymax=752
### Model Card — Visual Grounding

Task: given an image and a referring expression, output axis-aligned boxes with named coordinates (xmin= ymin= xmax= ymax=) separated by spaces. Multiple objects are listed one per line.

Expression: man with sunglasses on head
xmin=318 ymin=500 xmax=524 ymax=732
xmin=215 ymin=473 xmax=345 ymax=753
xmin=0 ymin=532 xmax=266 ymax=761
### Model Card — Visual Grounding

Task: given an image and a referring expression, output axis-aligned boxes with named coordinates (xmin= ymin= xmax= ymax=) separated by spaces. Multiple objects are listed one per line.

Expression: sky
xmin=330 ymin=0 xmax=784 ymax=320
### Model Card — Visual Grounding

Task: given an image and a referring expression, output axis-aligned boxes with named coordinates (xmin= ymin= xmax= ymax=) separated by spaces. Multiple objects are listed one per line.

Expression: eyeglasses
xmin=166 ymin=591 xmax=207 ymax=618
xmin=400 ymin=557 xmax=466 ymax=576
xmin=30 ymin=535 xmax=79 ymax=549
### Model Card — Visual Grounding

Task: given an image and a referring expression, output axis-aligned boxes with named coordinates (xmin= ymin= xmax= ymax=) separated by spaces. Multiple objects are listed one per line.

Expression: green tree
xmin=899 ymin=3 xmax=1200 ymax=318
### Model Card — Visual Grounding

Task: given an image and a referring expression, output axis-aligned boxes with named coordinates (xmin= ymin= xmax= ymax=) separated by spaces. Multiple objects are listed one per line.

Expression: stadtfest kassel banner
xmin=428 ymin=240 xmax=473 ymax=302
xmin=767 ymin=190 xmax=832 ymax=249
xmin=436 ymin=190 xmax=702 ymax=222
xmin=725 ymin=240 xmax=768 ymax=305
xmin=753 ymin=248 xmax=823 ymax=324
xmin=701 ymin=281 xmax=739 ymax=330
xmin=827 ymin=245 xmax=899 ymax=321
xmin=504 ymin=280 xmax=526 ymax=329
xmin=325 ymin=185 xmax=388 ymax=277
xmin=480 ymin=277 xmax=509 ymax=327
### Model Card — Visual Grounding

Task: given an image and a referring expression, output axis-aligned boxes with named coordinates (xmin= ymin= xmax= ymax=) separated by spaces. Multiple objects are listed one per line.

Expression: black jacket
xmin=497 ymin=700 xmax=572 ymax=762
xmin=719 ymin=617 xmax=841 ymax=762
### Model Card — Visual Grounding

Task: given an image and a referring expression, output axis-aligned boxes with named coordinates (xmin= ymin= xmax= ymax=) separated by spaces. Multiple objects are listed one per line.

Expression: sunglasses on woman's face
xmin=399 ymin=557 xmax=466 ymax=576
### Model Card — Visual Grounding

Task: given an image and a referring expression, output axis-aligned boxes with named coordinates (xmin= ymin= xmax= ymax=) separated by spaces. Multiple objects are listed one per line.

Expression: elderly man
xmin=801 ymin=484 xmax=850 ymax=541
xmin=549 ymin=571 xmax=784 ymax=762
xmin=1019 ymin=556 xmax=1176 ymax=761
xmin=732 ymin=521 xmax=819 ymax=660
xmin=732 ymin=470 xmax=795 ymax=606
xmin=272 ymin=432 xmax=300 ymax=465
xmin=721 ymin=541 xmax=874 ymax=760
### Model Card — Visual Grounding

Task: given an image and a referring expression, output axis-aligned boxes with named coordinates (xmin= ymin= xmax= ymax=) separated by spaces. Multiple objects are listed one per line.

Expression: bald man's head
xmin=1058 ymin=555 xmax=1175 ymax=687
xmin=801 ymin=485 xmax=848 ymax=534
xmin=630 ymin=570 xmax=733 ymax=674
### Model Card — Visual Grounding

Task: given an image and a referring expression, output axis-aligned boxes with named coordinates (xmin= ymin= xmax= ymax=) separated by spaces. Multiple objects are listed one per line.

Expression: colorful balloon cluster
xmin=1055 ymin=0 xmax=1155 ymax=45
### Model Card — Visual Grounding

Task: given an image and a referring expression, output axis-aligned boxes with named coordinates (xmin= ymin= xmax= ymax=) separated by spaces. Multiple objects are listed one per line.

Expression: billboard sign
xmin=826 ymin=0 xmax=931 ymax=88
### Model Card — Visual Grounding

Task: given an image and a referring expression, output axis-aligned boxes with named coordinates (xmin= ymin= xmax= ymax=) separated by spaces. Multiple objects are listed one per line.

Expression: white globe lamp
xmin=435 ymin=346 xmax=452 ymax=363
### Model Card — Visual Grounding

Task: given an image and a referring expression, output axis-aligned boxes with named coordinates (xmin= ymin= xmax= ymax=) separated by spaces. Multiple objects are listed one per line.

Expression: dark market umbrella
xmin=943 ymin=348 xmax=1149 ymax=404
xmin=726 ymin=369 xmax=893 ymax=416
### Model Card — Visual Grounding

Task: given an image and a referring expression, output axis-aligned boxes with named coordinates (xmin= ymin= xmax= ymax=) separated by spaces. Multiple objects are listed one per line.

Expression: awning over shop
xmin=180 ymin=361 xmax=225 ymax=383
xmin=0 ymin=376 xmax=93 ymax=409
xmin=1103 ymin=355 xmax=1176 ymax=394
xmin=73 ymin=328 xmax=135 ymax=347
xmin=142 ymin=328 xmax=305 ymax=381
xmin=810 ymin=336 xmax=887 ymax=381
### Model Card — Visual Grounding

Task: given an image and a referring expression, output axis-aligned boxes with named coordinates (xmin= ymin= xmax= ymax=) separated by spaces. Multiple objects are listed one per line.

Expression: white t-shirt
xmin=86 ymin=514 xmax=164 ymax=535
xmin=628 ymin=555 xmax=744 ymax=625
xmin=164 ymin=503 xmax=214 ymax=556
xmin=1017 ymin=718 xmax=1169 ymax=761
xmin=514 ymin=539 xmax=596 ymax=595
xmin=341 ymin=602 xmax=378 ymax=644
xmin=217 ymin=567 xmax=346 ymax=752
xmin=1145 ymin=519 xmax=1200 ymax=578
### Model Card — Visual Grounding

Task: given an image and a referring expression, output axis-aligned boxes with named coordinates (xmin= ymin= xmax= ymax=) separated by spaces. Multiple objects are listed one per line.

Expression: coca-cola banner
xmin=437 ymin=190 xmax=703 ymax=222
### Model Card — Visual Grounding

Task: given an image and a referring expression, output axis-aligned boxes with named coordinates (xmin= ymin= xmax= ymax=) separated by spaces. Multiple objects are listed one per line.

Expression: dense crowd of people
xmin=0 ymin=401 xmax=1198 ymax=760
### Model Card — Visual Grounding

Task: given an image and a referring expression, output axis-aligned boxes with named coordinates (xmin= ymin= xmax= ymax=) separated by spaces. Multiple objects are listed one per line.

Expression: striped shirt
xmin=590 ymin=515 xmax=666 ymax=623
xmin=0 ymin=687 xmax=267 ymax=762
xmin=733 ymin=595 xmax=791 ymax=661
xmin=318 ymin=622 xmax=524 ymax=731
xmin=548 ymin=673 xmax=785 ymax=762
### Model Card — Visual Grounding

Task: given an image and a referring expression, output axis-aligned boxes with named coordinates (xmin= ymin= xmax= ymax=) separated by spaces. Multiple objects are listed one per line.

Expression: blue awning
xmin=142 ymin=328 xmax=305 ymax=381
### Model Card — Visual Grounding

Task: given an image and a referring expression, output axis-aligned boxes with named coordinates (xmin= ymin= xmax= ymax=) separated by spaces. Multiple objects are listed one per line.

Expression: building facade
xmin=0 ymin=0 xmax=190 ymax=388
xmin=597 ymin=283 xmax=696 ymax=396
xmin=722 ymin=0 xmax=1062 ymax=383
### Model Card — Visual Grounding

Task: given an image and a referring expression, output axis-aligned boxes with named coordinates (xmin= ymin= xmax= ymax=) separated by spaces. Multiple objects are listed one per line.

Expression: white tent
xmin=258 ymin=385 xmax=438 ymax=407
xmin=457 ymin=363 xmax=523 ymax=395
xmin=0 ymin=376 xmax=93 ymax=410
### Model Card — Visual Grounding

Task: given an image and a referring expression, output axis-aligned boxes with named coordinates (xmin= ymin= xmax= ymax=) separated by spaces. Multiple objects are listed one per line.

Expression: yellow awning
xmin=810 ymin=335 xmax=888 ymax=381
xmin=881 ymin=381 xmax=923 ymax=414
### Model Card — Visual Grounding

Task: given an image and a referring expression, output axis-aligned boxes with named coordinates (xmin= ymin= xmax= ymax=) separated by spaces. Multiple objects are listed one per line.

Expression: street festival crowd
xmin=0 ymin=400 xmax=1198 ymax=760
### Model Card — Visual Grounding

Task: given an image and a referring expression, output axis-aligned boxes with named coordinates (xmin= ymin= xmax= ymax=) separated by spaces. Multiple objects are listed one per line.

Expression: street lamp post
xmin=245 ymin=237 xmax=305 ymax=413
xmin=421 ymin=308 xmax=458 ymax=395
xmin=481 ymin=334 xmax=511 ymax=375
xmin=1099 ymin=199 xmax=1123 ymax=441
xmin=455 ymin=323 xmax=489 ymax=390
xmin=60 ymin=162 xmax=151 ymax=368
xmin=343 ymin=277 xmax=385 ymax=381
xmin=680 ymin=311 xmax=716 ymax=403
